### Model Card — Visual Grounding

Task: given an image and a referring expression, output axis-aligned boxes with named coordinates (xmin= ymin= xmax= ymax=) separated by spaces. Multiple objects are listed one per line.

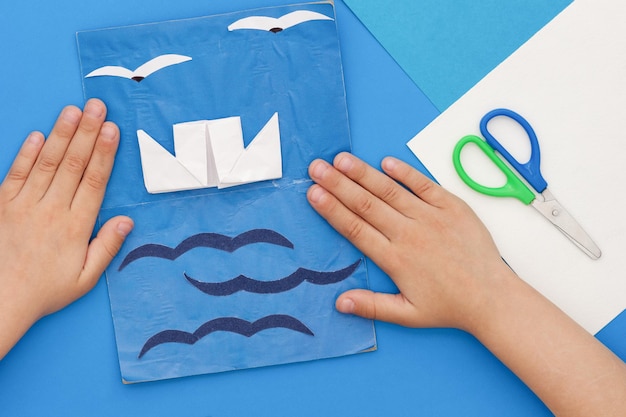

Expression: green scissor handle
xmin=452 ymin=135 xmax=536 ymax=205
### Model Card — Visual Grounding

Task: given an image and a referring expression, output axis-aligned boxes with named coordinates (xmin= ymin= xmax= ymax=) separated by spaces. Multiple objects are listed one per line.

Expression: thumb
xmin=78 ymin=216 xmax=134 ymax=293
xmin=336 ymin=289 xmax=419 ymax=327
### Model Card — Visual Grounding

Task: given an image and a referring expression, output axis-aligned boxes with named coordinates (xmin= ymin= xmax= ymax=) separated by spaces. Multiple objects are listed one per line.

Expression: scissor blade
xmin=530 ymin=189 xmax=602 ymax=260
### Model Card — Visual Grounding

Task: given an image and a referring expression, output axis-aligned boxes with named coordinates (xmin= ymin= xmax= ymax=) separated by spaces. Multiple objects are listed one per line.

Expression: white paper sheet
xmin=408 ymin=0 xmax=626 ymax=334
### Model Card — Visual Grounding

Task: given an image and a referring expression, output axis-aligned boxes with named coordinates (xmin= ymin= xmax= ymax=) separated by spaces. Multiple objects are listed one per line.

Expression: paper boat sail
xmin=137 ymin=113 xmax=282 ymax=193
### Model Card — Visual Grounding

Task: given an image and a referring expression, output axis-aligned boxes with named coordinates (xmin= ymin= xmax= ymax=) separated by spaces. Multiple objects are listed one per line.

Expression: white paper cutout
xmin=85 ymin=54 xmax=192 ymax=82
xmin=137 ymin=113 xmax=282 ymax=193
xmin=228 ymin=10 xmax=333 ymax=32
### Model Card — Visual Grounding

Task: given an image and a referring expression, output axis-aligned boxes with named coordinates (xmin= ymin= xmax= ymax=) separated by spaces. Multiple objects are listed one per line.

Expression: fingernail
xmin=62 ymin=106 xmax=82 ymax=124
xmin=382 ymin=157 xmax=398 ymax=171
xmin=310 ymin=160 xmax=329 ymax=179
xmin=338 ymin=298 xmax=355 ymax=314
xmin=26 ymin=132 xmax=43 ymax=146
xmin=117 ymin=221 xmax=134 ymax=237
xmin=335 ymin=154 xmax=353 ymax=172
xmin=308 ymin=185 xmax=327 ymax=203
xmin=100 ymin=123 xmax=117 ymax=140
xmin=85 ymin=99 xmax=105 ymax=117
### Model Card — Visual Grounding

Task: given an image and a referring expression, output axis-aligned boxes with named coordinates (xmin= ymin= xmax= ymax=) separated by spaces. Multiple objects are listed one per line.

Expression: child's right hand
xmin=306 ymin=152 xmax=514 ymax=333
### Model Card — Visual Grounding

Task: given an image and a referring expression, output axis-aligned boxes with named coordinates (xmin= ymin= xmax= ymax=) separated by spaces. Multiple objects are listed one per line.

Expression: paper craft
xmin=77 ymin=1 xmax=376 ymax=383
xmin=139 ymin=315 xmax=314 ymax=359
xmin=228 ymin=10 xmax=333 ymax=32
xmin=408 ymin=0 xmax=626 ymax=334
xmin=85 ymin=54 xmax=192 ymax=82
xmin=184 ymin=259 xmax=362 ymax=296
xmin=137 ymin=112 xmax=282 ymax=193
xmin=118 ymin=229 xmax=294 ymax=271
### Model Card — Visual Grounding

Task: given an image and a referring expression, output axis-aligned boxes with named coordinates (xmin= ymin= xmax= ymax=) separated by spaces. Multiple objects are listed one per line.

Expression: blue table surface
xmin=1 ymin=1 xmax=623 ymax=416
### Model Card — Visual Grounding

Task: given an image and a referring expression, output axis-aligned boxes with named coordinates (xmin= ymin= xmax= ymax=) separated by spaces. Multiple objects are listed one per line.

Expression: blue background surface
xmin=0 ymin=1 xmax=623 ymax=415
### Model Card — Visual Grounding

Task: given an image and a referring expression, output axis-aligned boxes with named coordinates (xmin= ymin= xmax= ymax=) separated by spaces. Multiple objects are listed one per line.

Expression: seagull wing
xmin=85 ymin=66 xmax=135 ymax=79
xmin=133 ymin=54 xmax=192 ymax=78
xmin=228 ymin=15 xmax=279 ymax=31
xmin=277 ymin=10 xmax=334 ymax=30
xmin=228 ymin=11 xmax=333 ymax=32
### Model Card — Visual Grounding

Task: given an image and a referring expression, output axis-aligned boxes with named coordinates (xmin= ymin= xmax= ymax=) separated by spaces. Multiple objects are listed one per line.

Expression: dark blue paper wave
xmin=119 ymin=229 xmax=294 ymax=271
xmin=138 ymin=314 xmax=313 ymax=358
xmin=184 ymin=259 xmax=362 ymax=296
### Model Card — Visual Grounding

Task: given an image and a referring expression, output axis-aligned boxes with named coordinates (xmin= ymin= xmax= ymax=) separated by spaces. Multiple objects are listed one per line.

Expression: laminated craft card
xmin=77 ymin=1 xmax=376 ymax=383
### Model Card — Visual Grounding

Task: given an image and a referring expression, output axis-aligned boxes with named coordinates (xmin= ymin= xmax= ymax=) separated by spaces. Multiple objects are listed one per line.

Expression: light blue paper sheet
xmin=77 ymin=1 xmax=376 ymax=383
xmin=343 ymin=0 xmax=572 ymax=110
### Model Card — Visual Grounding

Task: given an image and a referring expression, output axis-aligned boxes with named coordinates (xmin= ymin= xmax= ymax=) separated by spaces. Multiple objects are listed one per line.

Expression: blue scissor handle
xmin=479 ymin=108 xmax=548 ymax=193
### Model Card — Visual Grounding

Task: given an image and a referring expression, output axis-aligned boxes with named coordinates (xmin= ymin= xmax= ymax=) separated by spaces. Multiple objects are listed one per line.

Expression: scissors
xmin=452 ymin=108 xmax=601 ymax=260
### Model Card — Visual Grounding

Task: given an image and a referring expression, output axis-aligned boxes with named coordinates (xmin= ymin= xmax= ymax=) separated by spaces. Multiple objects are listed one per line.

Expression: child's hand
xmin=308 ymin=153 xmax=626 ymax=417
xmin=0 ymin=99 xmax=133 ymax=358
xmin=307 ymin=152 xmax=512 ymax=332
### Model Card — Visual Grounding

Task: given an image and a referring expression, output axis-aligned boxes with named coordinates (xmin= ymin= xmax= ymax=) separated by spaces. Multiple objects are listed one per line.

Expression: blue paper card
xmin=77 ymin=1 xmax=376 ymax=383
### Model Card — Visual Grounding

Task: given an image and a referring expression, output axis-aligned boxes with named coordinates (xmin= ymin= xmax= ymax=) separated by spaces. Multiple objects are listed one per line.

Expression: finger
xmin=47 ymin=99 xmax=108 ymax=204
xmin=307 ymin=183 xmax=392 ymax=259
xmin=21 ymin=105 xmax=83 ymax=200
xmin=381 ymin=157 xmax=448 ymax=208
xmin=308 ymin=158 xmax=405 ymax=236
xmin=77 ymin=216 xmax=133 ymax=294
xmin=71 ymin=121 xmax=119 ymax=214
xmin=333 ymin=152 xmax=425 ymax=217
xmin=336 ymin=289 xmax=419 ymax=327
xmin=0 ymin=132 xmax=45 ymax=202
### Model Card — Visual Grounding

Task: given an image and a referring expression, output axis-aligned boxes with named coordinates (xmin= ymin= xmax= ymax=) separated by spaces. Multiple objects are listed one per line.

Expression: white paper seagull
xmin=228 ymin=10 xmax=333 ymax=33
xmin=85 ymin=54 xmax=192 ymax=82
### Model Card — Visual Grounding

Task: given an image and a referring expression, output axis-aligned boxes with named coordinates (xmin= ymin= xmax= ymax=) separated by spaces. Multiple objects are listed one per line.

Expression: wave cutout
xmin=184 ymin=259 xmax=362 ymax=296
xmin=119 ymin=229 xmax=293 ymax=271
xmin=138 ymin=314 xmax=313 ymax=358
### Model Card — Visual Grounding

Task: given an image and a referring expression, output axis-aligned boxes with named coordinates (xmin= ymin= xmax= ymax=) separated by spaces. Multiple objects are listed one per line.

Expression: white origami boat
xmin=137 ymin=113 xmax=282 ymax=193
